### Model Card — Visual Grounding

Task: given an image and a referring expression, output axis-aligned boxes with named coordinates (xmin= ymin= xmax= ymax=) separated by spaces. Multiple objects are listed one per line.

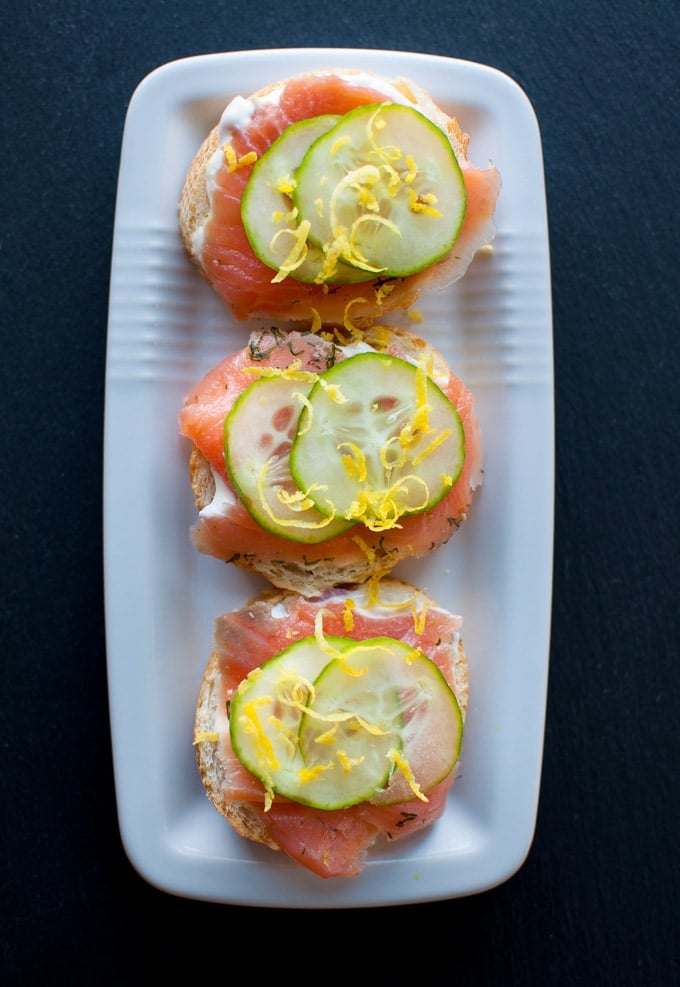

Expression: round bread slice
xmin=193 ymin=578 xmax=469 ymax=878
xmin=179 ymin=323 xmax=484 ymax=597
xmin=179 ymin=68 xmax=500 ymax=325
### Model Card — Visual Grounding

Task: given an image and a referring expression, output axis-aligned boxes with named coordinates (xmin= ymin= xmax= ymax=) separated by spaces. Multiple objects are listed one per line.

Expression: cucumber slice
xmin=299 ymin=637 xmax=463 ymax=806
xmin=293 ymin=103 xmax=467 ymax=277
xmin=224 ymin=375 xmax=356 ymax=543
xmin=289 ymin=352 xmax=465 ymax=530
xmin=298 ymin=644 xmax=403 ymax=783
xmin=229 ymin=636 xmax=395 ymax=810
xmin=241 ymin=115 xmax=376 ymax=284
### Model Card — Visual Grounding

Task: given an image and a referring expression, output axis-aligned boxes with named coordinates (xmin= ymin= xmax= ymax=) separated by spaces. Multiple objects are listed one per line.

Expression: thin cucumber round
xmin=299 ymin=636 xmax=463 ymax=806
xmin=240 ymin=114 xmax=376 ymax=284
xmin=293 ymin=103 xmax=467 ymax=277
xmin=298 ymin=644 xmax=403 ymax=784
xmin=224 ymin=375 xmax=356 ymax=543
xmin=229 ymin=636 xmax=395 ymax=810
xmin=289 ymin=352 xmax=465 ymax=531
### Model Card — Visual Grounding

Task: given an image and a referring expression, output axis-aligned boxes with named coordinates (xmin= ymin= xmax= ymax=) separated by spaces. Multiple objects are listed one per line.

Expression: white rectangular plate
xmin=104 ymin=48 xmax=554 ymax=908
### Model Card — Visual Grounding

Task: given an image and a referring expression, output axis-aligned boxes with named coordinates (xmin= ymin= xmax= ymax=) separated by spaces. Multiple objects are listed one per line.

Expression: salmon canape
xmin=179 ymin=324 xmax=483 ymax=596
xmin=179 ymin=69 xmax=501 ymax=325
xmin=193 ymin=578 xmax=469 ymax=878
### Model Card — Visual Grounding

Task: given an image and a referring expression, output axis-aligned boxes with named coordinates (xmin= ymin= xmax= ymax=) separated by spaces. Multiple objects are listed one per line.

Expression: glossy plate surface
xmin=104 ymin=48 xmax=554 ymax=907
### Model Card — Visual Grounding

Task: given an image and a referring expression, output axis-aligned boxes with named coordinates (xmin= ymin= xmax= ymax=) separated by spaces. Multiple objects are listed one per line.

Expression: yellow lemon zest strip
xmin=240 ymin=698 xmax=279 ymax=773
xmin=293 ymin=391 xmax=314 ymax=435
xmin=241 ymin=363 xmax=318 ymax=383
xmin=365 ymin=574 xmax=383 ymax=606
xmin=350 ymin=532 xmax=377 ymax=564
xmin=193 ymin=731 xmax=219 ymax=744
xmin=411 ymin=601 xmax=429 ymax=636
xmin=380 ymin=162 xmax=403 ymax=196
xmin=337 ymin=750 xmax=365 ymax=773
xmin=338 ymin=441 xmax=367 ymax=482
xmin=257 ymin=458 xmax=337 ymax=529
xmin=223 ymin=144 xmax=237 ymax=170
xmin=357 ymin=184 xmax=380 ymax=211
xmin=362 ymin=324 xmax=393 ymax=349
xmin=309 ymin=308 xmax=322 ymax=334
xmin=411 ymin=428 xmax=453 ymax=466
xmin=328 ymin=166 xmax=387 ymax=273
xmin=389 ymin=747 xmax=428 ymax=802
xmin=317 ymin=379 xmax=347 ymax=403
xmin=223 ymin=145 xmax=257 ymax=172
xmin=298 ymin=763 xmax=333 ymax=784
xmin=274 ymin=673 xmax=315 ymax=715
xmin=274 ymin=173 xmax=296 ymax=195
xmin=345 ymin=490 xmax=401 ymax=531
xmin=313 ymin=725 xmax=339 ymax=745
xmin=398 ymin=365 xmax=432 ymax=447
xmin=380 ymin=435 xmax=408 ymax=471
xmin=365 ymin=105 xmax=401 ymax=164
xmin=324 ymin=711 xmax=390 ymax=734
xmin=270 ymin=221 xmax=312 ymax=283
xmin=374 ymin=281 xmax=396 ymax=304
xmin=342 ymin=598 xmax=355 ymax=632
xmin=314 ymin=237 xmax=344 ymax=282
xmin=331 ymin=134 xmax=352 ymax=155
xmin=314 ymin=610 xmax=345 ymax=661
xmin=407 ymin=187 xmax=442 ymax=217
xmin=404 ymin=154 xmax=418 ymax=183
xmin=275 ymin=487 xmax=316 ymax=512
xmin=344 ymin=474 xmax=429 ymax=530
xmin=352 ymin=715 xmax=390 ymax=735
xmin=339 ymin=638 xmax=397 ymax=670
xmin=357 ymin=582 xmax=430 ymax=629
xmin=343 ymin=297 xmax=369 ymax=337
xmin=236 ymin=666 xmax=263 ymax=692
xmin=267 ymin=714 xmax=297 ymax=758
xmin=349 ymin=213 xmax=401 ymax=263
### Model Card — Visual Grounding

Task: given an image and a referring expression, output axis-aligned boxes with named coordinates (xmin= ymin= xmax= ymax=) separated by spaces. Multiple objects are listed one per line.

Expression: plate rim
xmin=104 ymin=46 xmax=554 ymax=908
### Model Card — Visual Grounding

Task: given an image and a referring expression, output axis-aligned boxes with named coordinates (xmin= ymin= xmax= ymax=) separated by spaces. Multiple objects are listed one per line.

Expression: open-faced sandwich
xmin=179 ymin=323 xmax=483 ymax=596
xmin=179 ymin=68 xmax=500 ymax=324
xmin=193 ymin=577 xmax=469 ymax=878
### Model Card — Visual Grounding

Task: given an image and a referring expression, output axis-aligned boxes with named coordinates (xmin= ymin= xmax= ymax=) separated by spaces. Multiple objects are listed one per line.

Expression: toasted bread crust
xmin=179 ymin=127 xmax=217 ymax=267
xmin=193 ymin=580 xmax=469 ymax=854
xmin=194 ymin=650 xmax=281 ymax=850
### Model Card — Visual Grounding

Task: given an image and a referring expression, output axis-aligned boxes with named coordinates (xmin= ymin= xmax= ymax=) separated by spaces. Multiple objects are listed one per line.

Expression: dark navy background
xmin=2 ymin=2 xmax=678 ymax=982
